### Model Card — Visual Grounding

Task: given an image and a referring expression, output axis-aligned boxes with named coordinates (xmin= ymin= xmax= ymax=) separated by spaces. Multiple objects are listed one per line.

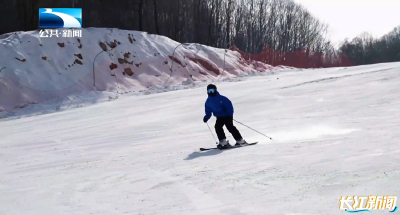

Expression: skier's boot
xmin=235 ymin=138 xmax=247 ymax=146
xmin=217 ymin=139 xmax=230 ymax=149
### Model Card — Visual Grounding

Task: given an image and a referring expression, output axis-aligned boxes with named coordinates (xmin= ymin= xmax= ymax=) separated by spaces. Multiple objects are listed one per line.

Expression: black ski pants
xmin=215 ymin=116 xmax=243 ymax=141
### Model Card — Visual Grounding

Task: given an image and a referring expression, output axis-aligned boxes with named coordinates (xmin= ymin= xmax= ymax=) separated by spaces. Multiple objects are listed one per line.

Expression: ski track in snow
xmin=147 ymin=168 xmax=242 ymax=214
xmin=281 ymin=67 xmax=394 ymax=89
xmin=1 ymin=62 xmax=400 ymax=214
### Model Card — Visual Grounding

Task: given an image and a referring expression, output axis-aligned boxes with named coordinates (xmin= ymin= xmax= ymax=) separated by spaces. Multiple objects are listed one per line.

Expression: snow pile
xmin=273 ymin=65 xmax=298 ymax=70
xmin=0 ymin=28 xmax=273 ymax=112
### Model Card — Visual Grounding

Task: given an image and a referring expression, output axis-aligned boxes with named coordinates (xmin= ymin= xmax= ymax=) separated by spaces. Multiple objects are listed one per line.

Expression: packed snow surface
xmin=1 ymin=58 xmax=400 ymax=213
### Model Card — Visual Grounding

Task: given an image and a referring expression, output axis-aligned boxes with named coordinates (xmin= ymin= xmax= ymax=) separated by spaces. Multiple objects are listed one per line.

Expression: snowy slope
xmin=1 ymin=62 xmax=400 ymax=214
xmin=0 ymin=28 xmax=274 ymax=113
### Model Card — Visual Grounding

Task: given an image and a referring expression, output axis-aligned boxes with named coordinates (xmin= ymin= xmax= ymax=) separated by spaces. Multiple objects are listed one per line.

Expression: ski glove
xmin=203 ymin=116 xmax=208 ymax=123
xmin=226 ymin=116 xmax=233 ymax=121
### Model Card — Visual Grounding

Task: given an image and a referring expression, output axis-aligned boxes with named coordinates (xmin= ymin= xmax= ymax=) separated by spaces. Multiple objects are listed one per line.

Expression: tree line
xmin=0 ymin=0 xmax=398 ymax=67
xmin=339 ymin=28 xmax=400 ymax=65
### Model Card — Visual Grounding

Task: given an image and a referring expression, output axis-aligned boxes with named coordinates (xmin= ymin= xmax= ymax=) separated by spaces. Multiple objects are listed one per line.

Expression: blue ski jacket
xmin=204 ymin=92 xmax=234 ymax=120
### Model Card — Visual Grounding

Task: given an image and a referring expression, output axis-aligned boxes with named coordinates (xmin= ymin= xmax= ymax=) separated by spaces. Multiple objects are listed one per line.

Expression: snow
xmin=1 ymin=59 xmax=400 ymax=214
xmin=0 ymin=28 xmax=275 ymax=114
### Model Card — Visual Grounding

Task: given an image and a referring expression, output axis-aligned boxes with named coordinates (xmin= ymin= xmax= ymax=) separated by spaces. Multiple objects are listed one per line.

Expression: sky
xmin=293 ymin=0 xmax=400 ymax=47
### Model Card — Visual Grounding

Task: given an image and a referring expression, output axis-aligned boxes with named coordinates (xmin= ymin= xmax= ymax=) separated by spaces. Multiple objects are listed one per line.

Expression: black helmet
xmin=207 ymin=84 xmax=217 ymax=96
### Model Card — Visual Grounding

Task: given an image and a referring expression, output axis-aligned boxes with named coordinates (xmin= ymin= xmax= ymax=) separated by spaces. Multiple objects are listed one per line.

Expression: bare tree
xmin=6 ymin=0 xmax=395 ymax=67
xmin=138 ymin=0 xmax=144 ymax=31
xmin=153 ymin=0 xmax=160 ymax=34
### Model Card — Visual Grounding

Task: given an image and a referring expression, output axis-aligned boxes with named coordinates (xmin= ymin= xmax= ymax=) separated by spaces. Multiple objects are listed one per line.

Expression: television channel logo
xmin=39 ymin=8 xmax=82 ymax=28
xmin=340 ymin=195 xmax=398 ymax=213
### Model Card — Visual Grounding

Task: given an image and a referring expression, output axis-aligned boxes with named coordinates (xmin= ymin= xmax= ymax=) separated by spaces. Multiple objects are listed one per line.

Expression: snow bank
xmin=0 ymin=28 xmax=275 ymax=112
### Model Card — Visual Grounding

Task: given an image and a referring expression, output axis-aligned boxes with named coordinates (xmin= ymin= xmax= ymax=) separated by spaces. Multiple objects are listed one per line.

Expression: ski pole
xmin=233 ymin=119 xmax=273 ymax=140
xmin=206 ymin=122 xmax=217 ymax=143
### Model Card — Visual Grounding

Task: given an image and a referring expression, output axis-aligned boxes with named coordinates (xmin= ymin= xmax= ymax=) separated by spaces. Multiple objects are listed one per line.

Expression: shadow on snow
xmin=184 ymin=148 xmax=224 ymax=160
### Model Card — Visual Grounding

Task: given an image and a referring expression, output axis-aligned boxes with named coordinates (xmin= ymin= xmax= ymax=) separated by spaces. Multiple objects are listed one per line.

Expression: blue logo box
xmin=39 ymin=8 xmax=82 ymax=28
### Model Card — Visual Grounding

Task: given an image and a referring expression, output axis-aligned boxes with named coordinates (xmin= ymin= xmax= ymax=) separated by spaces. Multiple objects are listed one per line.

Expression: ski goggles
xmin=207 ymin=89 xmax=215 ymax=93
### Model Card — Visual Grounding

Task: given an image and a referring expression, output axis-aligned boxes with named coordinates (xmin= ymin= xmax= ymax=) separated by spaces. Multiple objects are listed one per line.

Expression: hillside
xmin=0 ymin=28 xmax=275 ymax=114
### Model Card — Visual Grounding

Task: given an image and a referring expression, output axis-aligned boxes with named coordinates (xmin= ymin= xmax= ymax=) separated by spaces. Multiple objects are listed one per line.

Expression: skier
xmin=203 ymin=84 xmax=246 ymax=148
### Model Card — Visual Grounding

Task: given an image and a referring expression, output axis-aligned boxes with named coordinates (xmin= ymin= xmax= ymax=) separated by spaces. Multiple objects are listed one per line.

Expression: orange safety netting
xmin=230 ymin=45 xmax=353 ymax=68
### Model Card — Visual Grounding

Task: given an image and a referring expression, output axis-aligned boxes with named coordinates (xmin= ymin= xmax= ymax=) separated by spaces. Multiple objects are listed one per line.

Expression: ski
xmin=199 ymin=142 xmax=258 ymax=151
